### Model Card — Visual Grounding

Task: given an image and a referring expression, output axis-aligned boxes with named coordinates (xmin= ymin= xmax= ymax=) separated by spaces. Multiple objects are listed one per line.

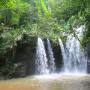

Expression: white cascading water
xmin=47 ymin=39 xmax=56 ymax=73
xmin=59 ymin=26 xmax=87 ymax=74
xmin=35 ymin=38 xmax=49 ymax=74
xmin=58 ymin=38 xmax=67 ymax=72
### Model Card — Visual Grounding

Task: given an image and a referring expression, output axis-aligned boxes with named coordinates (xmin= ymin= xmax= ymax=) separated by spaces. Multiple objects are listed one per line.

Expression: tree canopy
xmin=0 ymin=0 xmax=90 ymax=53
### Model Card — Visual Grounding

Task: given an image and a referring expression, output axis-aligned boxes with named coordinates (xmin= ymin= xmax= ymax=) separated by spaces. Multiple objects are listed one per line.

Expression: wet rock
xmin=14 ymin=35 xmax=37 ymax=76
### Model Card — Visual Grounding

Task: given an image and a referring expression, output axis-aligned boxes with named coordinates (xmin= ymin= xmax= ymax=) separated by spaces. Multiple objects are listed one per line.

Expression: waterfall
xmin=59 ymin=26 xmax=87 ymax=74
xmin=58 ymin=39 xmax=67 ymax=71
xmin=35 ymin=38 xmax=49 ymax=74
xmin=47 ymin=39 xmax=56 ymax=73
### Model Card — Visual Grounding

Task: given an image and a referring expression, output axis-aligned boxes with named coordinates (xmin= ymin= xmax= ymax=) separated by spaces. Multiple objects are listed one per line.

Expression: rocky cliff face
xmin=14 ymin=35 xmax=37 ymax=77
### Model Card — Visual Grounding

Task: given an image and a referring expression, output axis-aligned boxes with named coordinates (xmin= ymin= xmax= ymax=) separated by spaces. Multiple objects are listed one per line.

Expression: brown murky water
xmin=0 ymin=75 xmax=90 ymax=90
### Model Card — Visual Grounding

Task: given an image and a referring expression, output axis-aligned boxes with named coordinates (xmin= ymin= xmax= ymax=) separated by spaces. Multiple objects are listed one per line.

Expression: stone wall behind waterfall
xmin=14 ymin=36 xmax=37 ymax=76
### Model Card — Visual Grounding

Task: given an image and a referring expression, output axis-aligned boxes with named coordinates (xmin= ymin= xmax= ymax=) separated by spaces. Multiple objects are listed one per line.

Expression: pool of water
xmin=0 ymin=74 xmax=90 ymax=90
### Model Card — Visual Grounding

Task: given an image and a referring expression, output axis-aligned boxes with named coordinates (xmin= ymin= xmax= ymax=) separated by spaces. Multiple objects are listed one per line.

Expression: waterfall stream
xmin=59 ymin=26 xmax=87 ymax=74
xmin=58 ymin=38 xmax=66 ymax=72
xmin=47 ymin=39 xmax=56 ymax=73
xmin=35 ymin=38 xmax=49 ymax=74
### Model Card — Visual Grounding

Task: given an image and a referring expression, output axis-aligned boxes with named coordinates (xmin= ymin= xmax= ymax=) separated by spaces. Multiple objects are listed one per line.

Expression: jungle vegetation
xmin=0 ymin=0 xmax=90 ymax=53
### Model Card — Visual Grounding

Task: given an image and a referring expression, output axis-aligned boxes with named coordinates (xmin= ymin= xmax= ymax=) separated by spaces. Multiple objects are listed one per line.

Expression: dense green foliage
xmin=0 ymin=0 xmax=90 ymax=53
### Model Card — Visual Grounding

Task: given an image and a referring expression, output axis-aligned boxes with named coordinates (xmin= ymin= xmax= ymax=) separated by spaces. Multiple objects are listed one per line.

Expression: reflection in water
xmin=0 ymin=75 xmax=89 ymax=90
